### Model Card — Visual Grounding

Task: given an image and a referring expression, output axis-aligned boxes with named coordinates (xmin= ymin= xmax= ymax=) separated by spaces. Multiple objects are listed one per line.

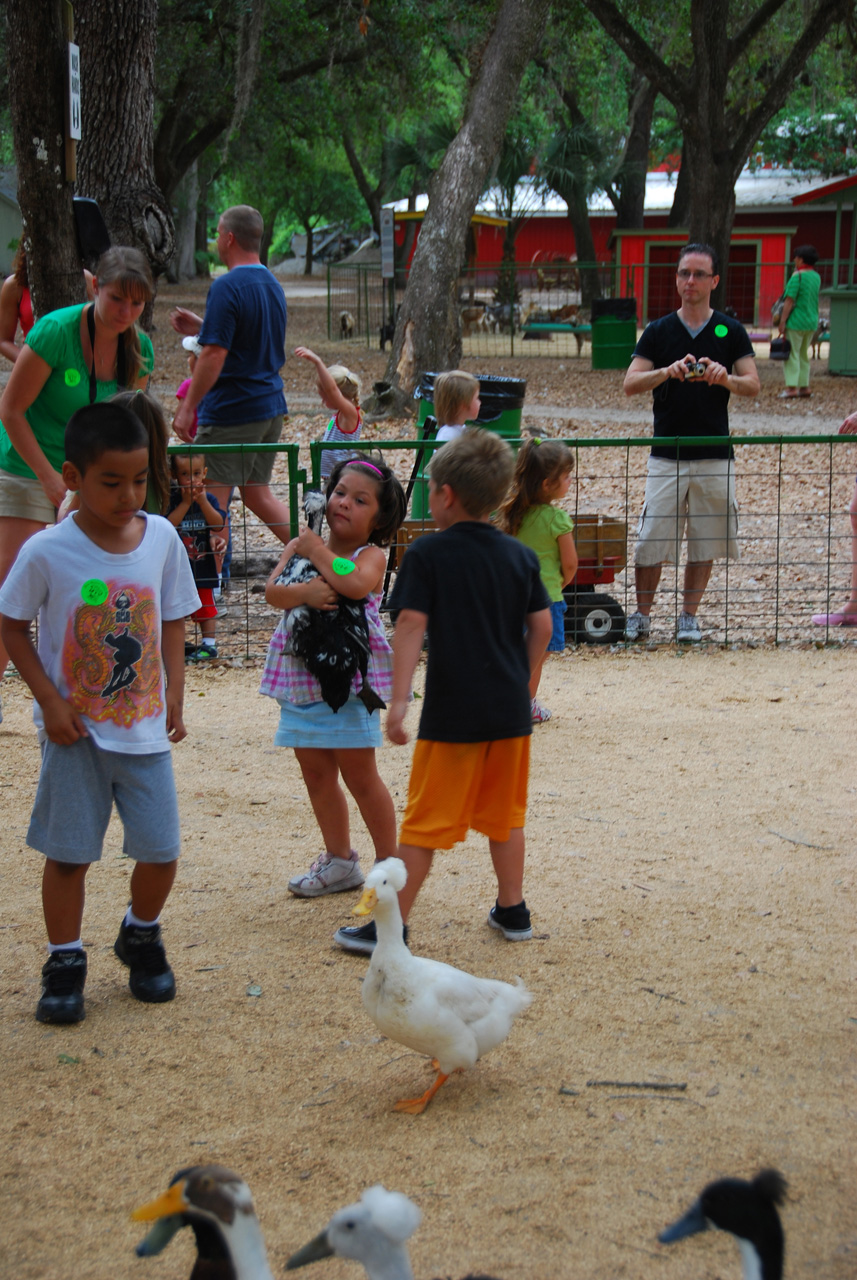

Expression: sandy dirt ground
xmin=1 ymin=646 xmax=854 ymax=1280
xmin=0 ymin=278 xmax=855 ymax=1279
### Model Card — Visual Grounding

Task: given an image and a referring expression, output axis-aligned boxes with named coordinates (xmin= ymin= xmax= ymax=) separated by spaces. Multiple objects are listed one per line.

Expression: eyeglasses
xmin=677 ymin=269 xmax=713 ymax=280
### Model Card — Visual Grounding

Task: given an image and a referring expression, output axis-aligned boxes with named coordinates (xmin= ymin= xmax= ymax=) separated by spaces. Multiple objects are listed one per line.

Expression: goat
xmin=339 ymin=310 xmax=355 ymax=339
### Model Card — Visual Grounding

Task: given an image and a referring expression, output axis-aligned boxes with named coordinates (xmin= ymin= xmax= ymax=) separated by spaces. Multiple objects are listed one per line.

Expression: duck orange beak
xmin=352 ymin=886 xmax=377 ymax=917
xmin=131 ymin=1179 xmax=188 ymax=1222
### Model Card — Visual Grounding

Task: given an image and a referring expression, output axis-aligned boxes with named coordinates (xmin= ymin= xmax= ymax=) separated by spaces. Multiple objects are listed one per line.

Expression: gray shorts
xmin=635 ymin=456 xmax=739 ymax=565
xmin=27 ymin=737 xmax=181 ymax=864
xmin=195 ymin=416 xmax=284 ymax=486
xmin=0 ymin=469 xmax=57 ymax=523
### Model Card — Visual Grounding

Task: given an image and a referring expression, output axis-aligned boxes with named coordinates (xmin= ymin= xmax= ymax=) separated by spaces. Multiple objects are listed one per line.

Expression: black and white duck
xmin=277 ymin=488 xmax=384 ymax=714
xmin=354 ymin=859 xmax=532 ymax=1114
xmin=659 ymin=1168 xmax=787 ymax=1280
xmin=133 ymin=1163 xmax=274 ymax=1280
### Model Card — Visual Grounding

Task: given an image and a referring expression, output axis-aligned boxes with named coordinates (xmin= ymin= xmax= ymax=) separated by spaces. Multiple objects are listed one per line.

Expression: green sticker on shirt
xmin=714 ymin=324 xmax=728 ymax=337
xmin=64 ymin=369 xmax=81 ymax=387
xmin=331 ymin=557 xmax=355 ymax=576
xmin=81 ymin=578 xmax=109 ymax=606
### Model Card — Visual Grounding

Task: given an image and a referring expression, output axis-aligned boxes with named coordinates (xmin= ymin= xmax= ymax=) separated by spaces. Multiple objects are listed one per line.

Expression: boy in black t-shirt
xmin=166 ymin=453 xmax=226 ymax=660
xmin=333 ymin=431 xmax=552 ymax=955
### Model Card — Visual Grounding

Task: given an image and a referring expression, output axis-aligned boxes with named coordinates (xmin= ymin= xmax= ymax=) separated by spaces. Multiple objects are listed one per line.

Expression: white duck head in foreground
xmin=133 ymin=1163 xmax=274 ymax=1280
xmin=659 ymin=1168 xmax=787 ymax=1280
xmin=354 ymin=858 xmax=532 ymax=1114
xmin=286 ymin=1186 xmax=503 ymax=1280
xmin=287 ymin=1185 xmax=422 ymax=1280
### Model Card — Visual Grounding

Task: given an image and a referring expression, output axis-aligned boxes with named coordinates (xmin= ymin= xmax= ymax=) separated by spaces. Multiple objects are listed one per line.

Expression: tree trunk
xmin=76 ymin=0 xmax=174 ymax=279
xmin=381 ymin=0 xmax=551 ymax=404
xmin=613 ymin=75 xmax=657 ymax=230
xmin=565 ymin=188 xmax=602 ymax=307
xmin=303 ymin=225 xmax=314 ymax=276
xmin=168 ymin=162 xmax=199 ymax=282
xmin=5 ymin=0 xmax=87 ymax=319
xmin=667 ymin=157 xmax=691 ymax=229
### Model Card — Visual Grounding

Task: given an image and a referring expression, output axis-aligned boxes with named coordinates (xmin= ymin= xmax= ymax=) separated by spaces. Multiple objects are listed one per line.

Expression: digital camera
xmin=683 ymin=359 xmax=706 ymax=379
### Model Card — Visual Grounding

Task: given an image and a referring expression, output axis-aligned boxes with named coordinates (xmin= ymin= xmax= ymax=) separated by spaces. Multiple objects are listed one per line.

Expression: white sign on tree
xmin=67 ymin=43 xmax=81 ymax=141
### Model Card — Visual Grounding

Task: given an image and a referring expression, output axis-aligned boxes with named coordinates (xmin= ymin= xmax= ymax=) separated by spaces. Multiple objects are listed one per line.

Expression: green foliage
xmin=754 ymin=103 xmax=857 ymax=175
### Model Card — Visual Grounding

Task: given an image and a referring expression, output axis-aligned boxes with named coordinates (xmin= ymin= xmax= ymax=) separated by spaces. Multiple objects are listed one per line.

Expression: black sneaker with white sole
xmin=36 ymin=948 xmax=87 ymax=1023
xmin=114 ymin=921 xmax=176 ymax=1002
xmin=487 ymin=900 xmax=533 ymax=941
xmin=333 ymin=921 xmax=409 ymax=954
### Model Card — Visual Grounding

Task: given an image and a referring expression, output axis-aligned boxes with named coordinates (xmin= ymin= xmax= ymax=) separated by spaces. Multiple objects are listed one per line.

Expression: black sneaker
xmin=487 ymin=900 xmax=533 ymax=941
xmin=36 ymin=948 xmax=87 ymax=1023
xmin=114 ymin=921 xmax=176 ymax=1002
xmin=333 ymin=921 xmax=409 ymax=955
xmin=188 ymin=641 xmax=218 ymax=662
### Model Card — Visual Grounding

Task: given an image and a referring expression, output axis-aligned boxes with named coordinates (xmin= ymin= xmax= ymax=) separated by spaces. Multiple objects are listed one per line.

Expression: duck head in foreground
xmin=659 ymin=1168 xmax=787 ymax=1280
xmin=287 ymin=1185 xmax=422 ymax=1280
xmin=133 ymin=1163 xmax=274 ymax=1280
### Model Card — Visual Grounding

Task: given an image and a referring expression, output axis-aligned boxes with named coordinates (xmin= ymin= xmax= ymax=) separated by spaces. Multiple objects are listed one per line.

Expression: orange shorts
xmin=399 ymin=737 xmax=530 ymax=850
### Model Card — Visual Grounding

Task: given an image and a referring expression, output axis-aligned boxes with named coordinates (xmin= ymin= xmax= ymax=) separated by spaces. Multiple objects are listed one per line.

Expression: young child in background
xmin=174 ymin=336 xmax=201 ymax=439
xmin=334 ymin=430 xmax=552 ymax=955
xmin=497 ymin=437 xmax=577 ymax=724
xmin=0 ymin=402 xmax=200 ymax=1024
xmin=295 ymin=346 xmax=363 ymax=482
xmin=167 ymin=452 xmax=227 ymax=661
xmin=432 ymin=370 xmax=481 ymax=443
xmin=262 ymin=456 xmax=406 ymax=899
xmin=175 ymin=340 xmax=231 ymax=598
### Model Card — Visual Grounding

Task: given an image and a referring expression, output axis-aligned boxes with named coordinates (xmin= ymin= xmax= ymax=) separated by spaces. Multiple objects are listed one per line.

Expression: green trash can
xmin=590 ymin=298 xmax=638 ymax=371
xmin=410 ymin=373 xmax=527 ymax=518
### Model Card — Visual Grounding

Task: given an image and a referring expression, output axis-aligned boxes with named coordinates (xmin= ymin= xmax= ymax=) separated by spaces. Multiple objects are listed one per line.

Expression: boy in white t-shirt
xmin=0 ymin=403 xmax=200 ymax=1024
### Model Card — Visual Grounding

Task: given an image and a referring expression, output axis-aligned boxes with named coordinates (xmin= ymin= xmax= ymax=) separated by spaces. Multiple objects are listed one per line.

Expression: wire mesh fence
xmin=326 ymin=258 xmax=836 ymax=361
xmin=172 ymin=435 xmax=857 ymax=661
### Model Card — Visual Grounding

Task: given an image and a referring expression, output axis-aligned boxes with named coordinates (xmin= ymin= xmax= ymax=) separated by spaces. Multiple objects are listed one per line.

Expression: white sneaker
xmin=288 ymin=853 xmax=365 ymax=897
xmin=624 ymin=611 xmax=651 ymax=641
xmin=676 ymin=612 xmax=702 ymax=643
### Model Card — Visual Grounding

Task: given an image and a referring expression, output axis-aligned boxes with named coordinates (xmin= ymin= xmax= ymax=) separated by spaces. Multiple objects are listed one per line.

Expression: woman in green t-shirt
xmin=777 ymin=244 xmax=822 ymax=400
xmin=0 ymin=246 xmax=154 ymax=703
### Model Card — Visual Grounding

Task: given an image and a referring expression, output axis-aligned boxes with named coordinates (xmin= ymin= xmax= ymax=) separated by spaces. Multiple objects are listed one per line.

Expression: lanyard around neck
xmin=86 ymin=303 xmax=127 ymax=403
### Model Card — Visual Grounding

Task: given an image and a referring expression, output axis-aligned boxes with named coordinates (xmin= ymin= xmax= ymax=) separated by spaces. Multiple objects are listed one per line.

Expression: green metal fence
xmin=171 ymin=436 xmax=857 ymax=659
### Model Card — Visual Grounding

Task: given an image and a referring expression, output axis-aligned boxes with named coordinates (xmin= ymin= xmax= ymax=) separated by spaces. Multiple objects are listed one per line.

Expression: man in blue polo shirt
xmin=171 ymin=205 xmax=290 ymax=542
xmin=622 ymin=242 xmax=759 ymax=643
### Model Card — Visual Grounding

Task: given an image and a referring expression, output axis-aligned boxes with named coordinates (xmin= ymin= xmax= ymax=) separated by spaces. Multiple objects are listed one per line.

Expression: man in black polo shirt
xmin=623 ymin=243 xmax=759 ymax=642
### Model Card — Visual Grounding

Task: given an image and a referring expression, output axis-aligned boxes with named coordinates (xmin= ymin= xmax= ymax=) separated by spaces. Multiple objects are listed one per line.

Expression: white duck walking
xmin=659 ymin=1168 xmax=787 ymax=1280
xmin=133 ymin=1163 xmax=274 ymax=1280
xmin=354 ymin=859 xmax=532 ymax=1114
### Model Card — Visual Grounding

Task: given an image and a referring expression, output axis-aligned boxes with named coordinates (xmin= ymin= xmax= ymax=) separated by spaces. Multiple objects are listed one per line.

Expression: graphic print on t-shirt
xmin=62 ymin=581 xmax=162 ymax=726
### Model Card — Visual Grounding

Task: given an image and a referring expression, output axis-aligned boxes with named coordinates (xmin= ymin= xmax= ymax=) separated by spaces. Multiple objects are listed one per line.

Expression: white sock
xmin=48 ymin=940 xmax=83 ymax=953
xmin=125 ymin=908 xmax=159 ymax=929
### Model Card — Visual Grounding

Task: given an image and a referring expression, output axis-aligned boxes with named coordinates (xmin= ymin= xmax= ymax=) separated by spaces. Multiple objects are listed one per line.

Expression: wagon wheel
xmin=564 ymin=592 xmax=626 ymax=645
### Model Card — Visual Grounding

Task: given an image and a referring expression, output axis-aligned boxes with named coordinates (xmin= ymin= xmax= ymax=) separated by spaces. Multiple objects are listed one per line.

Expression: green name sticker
xmin=714 ymin=324 xmax=728 ymax=337
xmin=81 ymin=578 xmax=109 ymax=606
xmin=331 ymin=557 xmax=355 ymax=576
xmin=64 ymin=369 xmax=81 ymax=387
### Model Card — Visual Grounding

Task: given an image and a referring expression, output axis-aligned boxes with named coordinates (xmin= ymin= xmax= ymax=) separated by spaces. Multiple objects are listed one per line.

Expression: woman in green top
xmin=0 ymin=245 xmax=154 ymax=700
xmin=777 ymin=244 xmax=821 ymax=399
